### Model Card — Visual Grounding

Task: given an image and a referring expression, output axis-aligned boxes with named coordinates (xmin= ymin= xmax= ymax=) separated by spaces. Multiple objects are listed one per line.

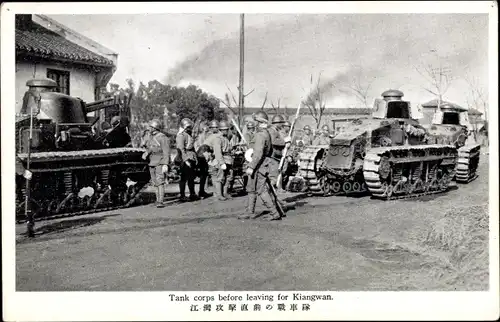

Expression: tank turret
xmin=423 ymin=101 xmax=481 ymax=183
xmin=15 ymin=79 xmax=150 ymax=222
xmin=16 ymin=79 xmax=134 ymax=154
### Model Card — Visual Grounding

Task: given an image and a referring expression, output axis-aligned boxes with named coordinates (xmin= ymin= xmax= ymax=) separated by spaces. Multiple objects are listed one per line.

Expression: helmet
xmin=321 ymin=124 xmax=330 ymax=132
xmin=149 ymin=119 xmax=163 ymax=131
xmin=180 ymin=118 xmax=194 ymax=129
xmin=303 ymin=125 xmax=311 ymax=131
xmin=219 ymin=121 xmax=230 ymax=130
xmin=101 ymin=121 xmax=111 ymax=131
xmin=246 ymin=121 xmax=256 ymax=129
xmin=110 ymin=116 xmax=121 ymax=127
xmin=271 ymin=114 xmax=286 ymax=124
xmin=209 ymin=120 xmax=219 ymax=129
xmin=253 ymin=111 xmax=269 ymax=123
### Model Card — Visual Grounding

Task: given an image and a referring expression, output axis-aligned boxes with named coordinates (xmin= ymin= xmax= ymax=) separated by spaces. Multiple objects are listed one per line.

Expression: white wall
xmin=15 ymin=60 xmax=96 ymax=113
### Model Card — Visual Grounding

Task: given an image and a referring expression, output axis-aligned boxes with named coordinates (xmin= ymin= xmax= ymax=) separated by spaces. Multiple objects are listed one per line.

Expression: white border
xmin=2 ymin=2 xmax=498 ymax=321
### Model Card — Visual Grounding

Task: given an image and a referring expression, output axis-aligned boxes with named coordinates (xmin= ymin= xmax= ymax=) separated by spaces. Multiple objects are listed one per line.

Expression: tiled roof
xmin=16 ymin=28 xmax=114 ymax=67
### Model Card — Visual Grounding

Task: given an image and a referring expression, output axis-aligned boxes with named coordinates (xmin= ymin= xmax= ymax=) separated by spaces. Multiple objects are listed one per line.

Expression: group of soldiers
xmin=140 ymin=111 xmax=336 ymax=220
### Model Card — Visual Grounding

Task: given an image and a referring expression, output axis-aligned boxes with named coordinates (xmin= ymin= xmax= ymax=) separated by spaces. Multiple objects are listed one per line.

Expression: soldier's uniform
xmin=194 ymin=123 xmax=210 ymax=198
xmin=204 ymin=121 xmax=233 ymax=200
xmin=176 ymin=118 xmax=199 ymax=201
xmin=103 ymin=116 xmax=132 ymax=148
xmin=238 ymin=111 xmax=285 ymax=221
xmin=300 ymin=125 xmax=314 ymax=146
xmin=194 ymin=122 xmax=209 ymax=152
xmin=312 ymin=124 xmax=332 ymax=145
xmin=143 ymin=119 xmax=171 ymax=208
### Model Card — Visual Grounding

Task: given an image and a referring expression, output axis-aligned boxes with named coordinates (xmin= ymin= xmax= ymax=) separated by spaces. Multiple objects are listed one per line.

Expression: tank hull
xmin=16 ymin=148 xmax=150 ymax=222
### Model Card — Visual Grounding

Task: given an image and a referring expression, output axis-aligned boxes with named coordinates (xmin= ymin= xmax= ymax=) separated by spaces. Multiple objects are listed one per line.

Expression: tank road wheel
xmin=342 ymin=181 xmax=352 ymax=193
xmin=332 ymin=181 xmax=341 ymax=193
xmin=353 ymin=182 xmax=361 ymax=192
xmin=47 ymin=200 xmax=59 ymax=215
xmin=319 ymin=176 xmax=331 ymax=196
xmin=439 ymin=174 xmax=450 ymax=190
xmin=386 ymin=184 xmax=394 ymax=198
xmin=378 ymin=157 xmax=391 ymax=180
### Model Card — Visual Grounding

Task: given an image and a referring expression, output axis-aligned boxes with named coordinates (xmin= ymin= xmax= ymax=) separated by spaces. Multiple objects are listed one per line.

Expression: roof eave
xmin=16 ymin=50 xmax=115 ymax=69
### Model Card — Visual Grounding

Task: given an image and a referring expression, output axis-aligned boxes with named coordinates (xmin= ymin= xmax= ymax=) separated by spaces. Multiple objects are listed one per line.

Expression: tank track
xmin=16 ymin=147 xmax=151 ymax=222
xmin=363 ymin=144 xmax=458 ymax=200
xmin=455 ymin=144 xmax=481 ymax=183
xmin=286 ymin=146 xmax=327 ymax=193
xmin=287 ymin=145 xmax=370 ymax=196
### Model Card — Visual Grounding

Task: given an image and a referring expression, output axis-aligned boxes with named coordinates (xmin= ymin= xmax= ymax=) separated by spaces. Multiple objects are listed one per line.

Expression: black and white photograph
xmin=2 ymin=1 xmax=498 ymax=321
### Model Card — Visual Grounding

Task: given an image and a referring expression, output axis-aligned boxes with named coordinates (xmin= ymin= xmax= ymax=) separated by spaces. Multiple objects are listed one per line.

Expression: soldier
xmin=204 ymin=120 xmax=233 ymax=200
xmin=176 ymin=118 xmax=199 ymax=202
xmin=301 ymin=125 xmax=314 ymax=146
xmin=142 ymin=119 xmax=171 ymax=208
xmin=312 ymin=124 xmax=332 ymax=145
xmin=194 ymin=121 xmax=210 ymax=198
xmin=103 ymin=115 xmax=132 ymax=148
xmin=238 ymin=111 xmax=286 ymax=221
xmin=219 ymin=121 xmax=235 ymax=199
xmin=194 ymin=121 xmax=209 ymax=151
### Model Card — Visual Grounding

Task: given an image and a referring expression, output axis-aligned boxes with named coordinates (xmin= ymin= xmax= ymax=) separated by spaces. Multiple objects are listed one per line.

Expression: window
xmin=47 ymin=69 xmax=70 ymax=95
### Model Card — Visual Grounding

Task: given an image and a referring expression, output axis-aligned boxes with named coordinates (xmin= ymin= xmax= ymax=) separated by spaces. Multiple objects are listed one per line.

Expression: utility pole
xmin=238 ymin=13 xmax=245 ymax=127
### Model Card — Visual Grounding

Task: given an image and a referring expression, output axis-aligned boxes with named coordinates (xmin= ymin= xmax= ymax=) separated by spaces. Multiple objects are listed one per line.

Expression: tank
xmin=16 ymin=78 xmax=150 ymax=221
xmin=287 ymin=90 xmax=458 ymax=200
xmin=423 ymin=102 xmax=481 ymax=183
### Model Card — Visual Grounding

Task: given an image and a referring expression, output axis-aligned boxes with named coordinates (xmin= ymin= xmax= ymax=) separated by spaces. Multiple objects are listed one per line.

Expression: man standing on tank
xmin=176 ymin=118 xmax=199 ymax=202
xmin=142 ymin=119 xmax=171 ymax=208
xmin=301 ymin=125 xmax=314 ymax=146
xmin=312 ymin=124 xmax=332 ymax=145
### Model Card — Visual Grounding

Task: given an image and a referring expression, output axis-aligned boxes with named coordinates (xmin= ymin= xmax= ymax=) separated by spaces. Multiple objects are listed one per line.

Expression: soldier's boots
xmin=156 ymin=186 xmax=165 ymax=208
xmin=213 ymin=182 xmax=227 ymax=201
xmin=237 ymin=193 xmax=257 ymax=219
xmin=223 ymin=183 xmax=233 ymax=200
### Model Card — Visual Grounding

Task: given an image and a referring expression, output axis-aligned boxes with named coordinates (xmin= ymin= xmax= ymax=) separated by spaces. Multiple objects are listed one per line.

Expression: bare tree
xmin=465 ymin=75 xmax=488 ymax=122
xmin=340 ymin=68 xmax=376 ymax=108
xmin=414 ymin=51 xmax=455 ymax=109
xmin=302 ymin=72 xmax=328 ymax=129
xmin=219 ymin=84 xmax=266 ymax=127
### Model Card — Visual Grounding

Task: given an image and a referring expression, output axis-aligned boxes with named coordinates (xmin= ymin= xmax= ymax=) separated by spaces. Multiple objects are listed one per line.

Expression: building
xmin=420 ymin=99 xmax=484 ymax=126
xmin=15 ymin=14 xmax=118 ymax=116
xmin=221 ymin=106 xmax=372 ymax=134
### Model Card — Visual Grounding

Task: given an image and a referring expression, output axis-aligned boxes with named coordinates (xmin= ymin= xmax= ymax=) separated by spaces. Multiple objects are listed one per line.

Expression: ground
xmin=16 ymin=157 xmax=489 ymax=291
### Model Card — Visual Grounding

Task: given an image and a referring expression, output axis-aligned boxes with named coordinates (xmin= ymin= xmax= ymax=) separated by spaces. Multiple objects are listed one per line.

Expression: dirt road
xmin=16 ymin=159 xmax=489 ymax=291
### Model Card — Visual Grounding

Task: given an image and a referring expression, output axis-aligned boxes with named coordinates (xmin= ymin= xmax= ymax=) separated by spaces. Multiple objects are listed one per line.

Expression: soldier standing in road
xmin=312 ymin=124 xmax=332 ymax=145
xmin=194 ymin=121 xmax=209 ymax=151
xmin=219 ymin=121 xmax=235 ymax=199
xmin=194 ymin=121 xmax=210 ymax=198
xmin=176 ymin=118 xmax=199 ymax=202
xmin=238 ymin=111 xmax=285 ymax=221
xmin=204 ymin=120 xmax=233 ymax=200
xmin=238 ymin=121 xmax=256 ymax=194
xmin=142 ymin=119 xmax=171 ymax=208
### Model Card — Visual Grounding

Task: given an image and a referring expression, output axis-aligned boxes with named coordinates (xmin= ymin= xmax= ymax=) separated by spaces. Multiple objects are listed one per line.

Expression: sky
xmin=47 ymin=13 xmax=489 ymax=111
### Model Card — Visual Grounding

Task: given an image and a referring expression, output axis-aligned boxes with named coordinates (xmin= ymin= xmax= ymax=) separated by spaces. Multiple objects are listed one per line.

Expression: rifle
xmin=276 ymin=99 xmax=302 ymax=190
